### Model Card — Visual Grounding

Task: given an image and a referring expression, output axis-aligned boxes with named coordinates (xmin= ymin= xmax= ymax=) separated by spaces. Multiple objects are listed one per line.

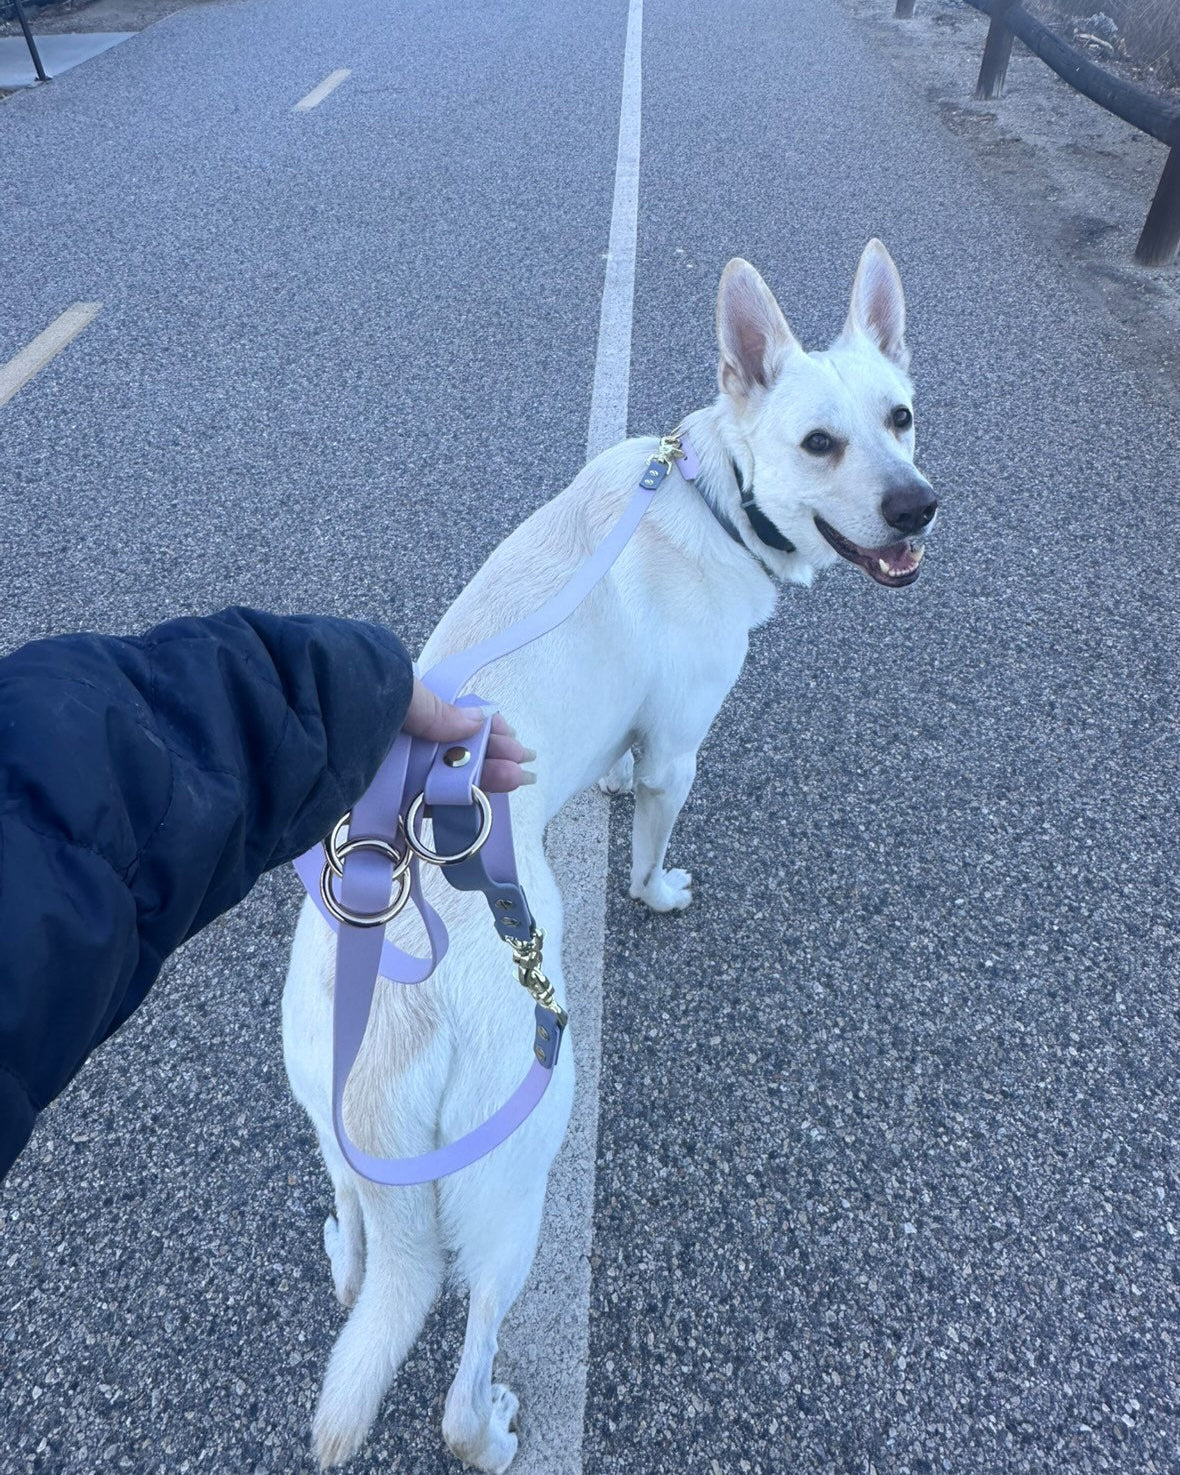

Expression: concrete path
xmin=0 ymin=34 xmax=132 ymax=90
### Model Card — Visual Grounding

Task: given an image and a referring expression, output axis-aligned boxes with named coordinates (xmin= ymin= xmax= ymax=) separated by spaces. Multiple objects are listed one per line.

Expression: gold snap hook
xmin=654 ymin=433 xmax=684 ymax=469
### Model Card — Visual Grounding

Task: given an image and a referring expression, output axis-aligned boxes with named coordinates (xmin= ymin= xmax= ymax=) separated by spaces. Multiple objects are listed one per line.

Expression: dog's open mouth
xmin=814 ymin=516 xmax=926 ymax=588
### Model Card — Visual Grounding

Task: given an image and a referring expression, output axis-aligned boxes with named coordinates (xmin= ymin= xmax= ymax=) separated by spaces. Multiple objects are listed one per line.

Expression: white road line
xmin=0 ymin=303 xmax=101 ymax=409
xmin=504 ymin=2 xmax=644 ymax=1471
xmin=293 ymin=68 xmax=351 ymax=111
xmin=586 ymin=0 xmax=644 ymax=461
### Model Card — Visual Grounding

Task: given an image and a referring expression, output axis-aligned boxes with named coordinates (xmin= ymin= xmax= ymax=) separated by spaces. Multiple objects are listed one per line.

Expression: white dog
xmin=282 ymin=240 xmax=937 ymax=1472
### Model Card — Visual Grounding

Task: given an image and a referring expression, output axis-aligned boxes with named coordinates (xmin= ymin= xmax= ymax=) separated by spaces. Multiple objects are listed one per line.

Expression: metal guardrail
xmin=893 ymin=0 xmax=1180 ymax=266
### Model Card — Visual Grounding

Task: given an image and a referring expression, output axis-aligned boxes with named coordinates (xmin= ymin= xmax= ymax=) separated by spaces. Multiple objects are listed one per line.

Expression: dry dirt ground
xmin=849 ymin=0 xmax=1180 ymax=404
xmin=0 ymin=0 xmax=230 ymax=36
xmin=1049 ymin=0 xmax=1178 ymax=93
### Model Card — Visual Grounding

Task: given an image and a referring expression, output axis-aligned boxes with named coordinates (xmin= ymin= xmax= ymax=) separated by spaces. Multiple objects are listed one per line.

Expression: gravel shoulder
xmin=847 ymin=0 xmax=1180 ymax=402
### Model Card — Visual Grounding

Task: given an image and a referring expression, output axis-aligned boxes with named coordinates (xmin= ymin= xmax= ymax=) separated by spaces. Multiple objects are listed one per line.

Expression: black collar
xmin=694 ymin=458 xmax=797 ymax=564
xmin=732 ymin=460 xmax=797 ymax=555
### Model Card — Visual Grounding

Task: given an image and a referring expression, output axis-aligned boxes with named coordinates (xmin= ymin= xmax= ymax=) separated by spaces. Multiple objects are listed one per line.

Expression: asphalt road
xmin=2 ymin=0 xmax=1178 ymax=1473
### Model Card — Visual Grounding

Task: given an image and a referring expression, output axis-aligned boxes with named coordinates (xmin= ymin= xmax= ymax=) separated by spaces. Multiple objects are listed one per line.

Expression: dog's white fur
xmin=282 ymin=241 xmax=932 ymax=1471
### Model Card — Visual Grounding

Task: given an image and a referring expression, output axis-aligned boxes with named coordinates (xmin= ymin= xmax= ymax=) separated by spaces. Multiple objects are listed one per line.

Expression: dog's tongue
xmin=860 ymin=538 xmax=926 ymax=588
xmin=814 ymin=515 xmax=927 ymax=588
xmin=874 ymin=542 xmax=924 ymax=578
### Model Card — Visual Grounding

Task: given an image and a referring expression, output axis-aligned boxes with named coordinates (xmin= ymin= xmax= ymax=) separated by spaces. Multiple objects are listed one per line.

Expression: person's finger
xmin=484 ymin=733 xmax=534 ymax=766
xmin=480 ymin=759 xmax=537 ymax=793
xmin=402 ymin=679 xmax=487 ymax=742
xmin=402 ymin=682 xmax=536 ymax=793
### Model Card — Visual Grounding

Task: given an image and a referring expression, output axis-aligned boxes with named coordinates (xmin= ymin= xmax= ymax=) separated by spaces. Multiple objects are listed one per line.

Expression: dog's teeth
xmin=878 ymin=558 xmax=891 ymax=574
xmin=912 ymin=544 xmax=926 ymax=564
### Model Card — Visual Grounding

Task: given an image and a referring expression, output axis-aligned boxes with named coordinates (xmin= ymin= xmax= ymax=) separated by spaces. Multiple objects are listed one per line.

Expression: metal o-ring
xmin=324 ymin=814 xmax=410 ymax=881
xmin=319 ymin=842 xmax=413 ymax=929
xmin=404 ymin=786 xmax=493 ymax=865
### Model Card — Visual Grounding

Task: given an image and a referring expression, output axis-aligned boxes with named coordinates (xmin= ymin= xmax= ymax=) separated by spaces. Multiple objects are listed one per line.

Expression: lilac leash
xmin=424 ymin=430 xmax=699 ymax=706
xmin=293 ymin=433 xmax=700 ymax=1185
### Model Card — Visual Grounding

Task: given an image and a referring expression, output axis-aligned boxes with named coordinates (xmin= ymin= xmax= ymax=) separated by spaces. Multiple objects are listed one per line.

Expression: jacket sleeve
xmin=0 ymin=607 xmax=414 ymax=1180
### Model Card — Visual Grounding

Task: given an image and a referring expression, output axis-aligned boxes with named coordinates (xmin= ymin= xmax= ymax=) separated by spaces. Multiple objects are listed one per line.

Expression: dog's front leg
xmin=629 ymin=750 xmax=697 ymax=912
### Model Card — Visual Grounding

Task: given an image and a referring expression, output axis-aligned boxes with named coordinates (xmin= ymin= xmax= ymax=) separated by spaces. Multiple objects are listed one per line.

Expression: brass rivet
xmin=494 ymin=899 xmax=512 ymax=910
xmin=503 ymin=917 xmax=519 ymax=927
xmin=443 ymin=746 xmax=471 ymax=768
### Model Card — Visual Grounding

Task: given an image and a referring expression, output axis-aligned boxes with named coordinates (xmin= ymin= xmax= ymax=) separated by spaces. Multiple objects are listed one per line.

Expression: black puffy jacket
xmin=0 ymin=607 xmax=413 ymax=1179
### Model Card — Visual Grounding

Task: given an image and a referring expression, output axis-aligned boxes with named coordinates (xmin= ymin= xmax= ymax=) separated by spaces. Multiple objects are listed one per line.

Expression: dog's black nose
xmin=881 ymin=481 xmax=938 ymax=536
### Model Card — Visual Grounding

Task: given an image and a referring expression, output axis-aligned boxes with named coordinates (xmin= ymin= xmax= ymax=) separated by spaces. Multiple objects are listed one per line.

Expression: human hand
xmin=402 ymin=679 xmax=536 ymax=794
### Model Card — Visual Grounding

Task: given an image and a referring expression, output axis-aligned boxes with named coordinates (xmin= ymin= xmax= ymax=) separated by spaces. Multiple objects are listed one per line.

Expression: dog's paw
xmin=443 ymin=1384 xmax=519 ymax=1473
xmin=323 ymin=1212 xmax=363 ymax=1308
xmin=481 ymin=1384 xmax=520 ymax=1472
xmin=493 ymin=1383 xmax=521 ymax=1437
xmin=630 ymin=867 xmax=693 ymax=913
xmin=489 ymin=1383 xmax=521 ymax=1452
xmin=597 ymin=751 xmax=634 ymax=796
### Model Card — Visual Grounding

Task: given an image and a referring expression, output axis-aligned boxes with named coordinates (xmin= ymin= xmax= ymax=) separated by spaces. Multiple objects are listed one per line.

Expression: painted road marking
xmin=0 ymin=303 xmax=101 ymax=408
xmin=507 ymin=2 xmax=645 ymax=1471
xmin=294 ymin=68 xmax=351 ymax=111
xmin=585 ymin=0 xmax=643 ymax=460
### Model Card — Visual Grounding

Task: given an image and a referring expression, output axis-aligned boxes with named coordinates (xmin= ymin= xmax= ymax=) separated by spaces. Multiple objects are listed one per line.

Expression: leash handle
xmin=311 ymin=712 xmax=566 ymax=1185
xmin=293 ymin=727 xmax=451 ymax=982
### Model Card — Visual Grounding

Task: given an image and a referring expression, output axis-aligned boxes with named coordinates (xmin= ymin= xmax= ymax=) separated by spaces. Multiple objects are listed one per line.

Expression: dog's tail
xmin=311 ymin=1182 xmax=444 ymax=1468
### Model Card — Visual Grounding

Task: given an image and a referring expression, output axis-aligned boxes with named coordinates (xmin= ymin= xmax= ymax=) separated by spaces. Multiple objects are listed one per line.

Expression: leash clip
xmin=654 ymin=433 xmax=684 ymax=468
xmin=508 ymin=924 xmax=568 ymax=1031
xmin=638 ymin=434 xmax=684 ymax=492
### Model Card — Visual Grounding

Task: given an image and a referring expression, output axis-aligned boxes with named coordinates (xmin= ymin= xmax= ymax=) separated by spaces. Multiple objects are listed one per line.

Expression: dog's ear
xmin=841 ymin=239 xmax=909 ymax=369
xmin=716 ymin=259 xmax=798 ymax=400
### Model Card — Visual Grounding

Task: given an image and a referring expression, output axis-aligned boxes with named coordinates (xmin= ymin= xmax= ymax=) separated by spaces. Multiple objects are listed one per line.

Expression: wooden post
xmin=975 ymin=0 xmax=1019 ymax=100
xmin=894 ymin=0 xmax=917 ymax=18
xmin=1135 ymin=145 xmax=1180 ymax=267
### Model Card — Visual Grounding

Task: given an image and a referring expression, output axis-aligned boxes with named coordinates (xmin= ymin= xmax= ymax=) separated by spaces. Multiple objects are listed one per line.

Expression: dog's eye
xmin=802 ymin=431 xmax=836 ymax=456
xmin=891 ymin=406 xmax=913 ymax=431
